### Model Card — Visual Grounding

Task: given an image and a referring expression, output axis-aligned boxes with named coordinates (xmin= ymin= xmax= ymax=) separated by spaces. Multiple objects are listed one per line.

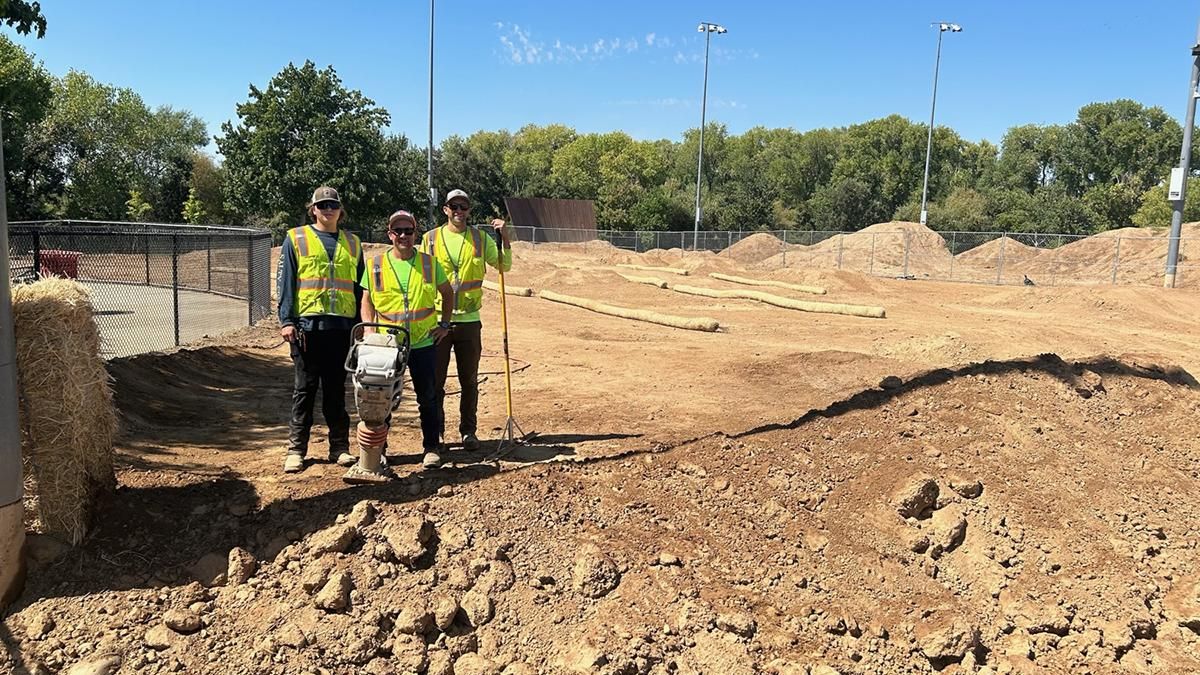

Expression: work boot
xmin=283 ymin=452 xmax=305 ymax=473
xmin=335 ymin=452 xmax=356 ymax=467
xmin=462 ymin=433 xmax=480 ymax=451
xmin=422 ymin=449 xmax=443 ymax=470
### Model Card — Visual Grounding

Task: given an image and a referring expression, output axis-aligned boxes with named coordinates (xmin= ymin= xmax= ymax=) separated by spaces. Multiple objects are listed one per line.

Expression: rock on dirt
xmin=383 ymin=515 xmax=435 ymax=566
xmin=276 ymin=622 xmax=308 ymax=649
xmin=919 ymin=623 xmax=980 ymax=668
xmin=395 ymin=599 xmax=434 ymax=634
xmin=460 ymin=588 xmax=495 ymax=627
xmin=24 ymin=612 xmax=55 ymax=639
xmin=433 ymin=596 xmax=459 ymax=631
xmin=144 ymin=624 xmax=176 ymax=651
xmin=572 ymin=543 xmax=621 ymax=598
xmin=227 ymin=546 xmax=257 ymax=585
xmin=392 ymin=633 xmax=429 ymax=672
xmin=948 ymin=475 xmax=984 ymax=499
xmin=893 ymin=476 xmax=939 ymax=519
xmin=188 ymin=552 xmax=228 ymax=587
xmin=315 ymin=570 xmax=353 ymax=612
xmin=928 ymin=507 xmax=968 ymax=558
xmin=347 ymin=500 xmax=377 ymax=528
xmin=454 ymin=653 xmax=501 ymax=675
xmin=62 ymin=653 xmax=122 ymax=675
xmin=308 ymin=523 xmax=358 ymax=556
xmin=162 ymin=609 xmax=202 ymax=634
xmin=717 ymin=611 xmax=758 ymax=637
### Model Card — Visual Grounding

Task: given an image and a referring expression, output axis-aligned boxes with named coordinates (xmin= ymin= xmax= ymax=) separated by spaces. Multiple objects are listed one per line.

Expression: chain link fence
xmin=507 ymin=226 xmax=1199 ymax=288
xmin=8 ymin=221 xmax=272 ymax=357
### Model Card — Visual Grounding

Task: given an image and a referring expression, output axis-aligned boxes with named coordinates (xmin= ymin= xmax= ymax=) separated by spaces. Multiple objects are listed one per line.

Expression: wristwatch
xmin=438 ymin=321 xmax=454 ymax=330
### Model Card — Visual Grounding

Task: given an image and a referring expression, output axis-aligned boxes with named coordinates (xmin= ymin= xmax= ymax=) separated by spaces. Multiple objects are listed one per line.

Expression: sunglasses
xmin=315 ymin=201 xmax=341 ymax=211
xmin=447 ymin=203 xmax=470 ymax=212
xmin=389 ymin=227 xmax=416 ymax=235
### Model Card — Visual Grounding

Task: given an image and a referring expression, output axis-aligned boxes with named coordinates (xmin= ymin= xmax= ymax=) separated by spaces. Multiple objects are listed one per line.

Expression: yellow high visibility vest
xmin=365 ymin=251 xmax=438 ymax=347
xmin=424 ymin=225 xmax=486 ymax=315
xmin=288 ymin=225 xmax=361 ymax=318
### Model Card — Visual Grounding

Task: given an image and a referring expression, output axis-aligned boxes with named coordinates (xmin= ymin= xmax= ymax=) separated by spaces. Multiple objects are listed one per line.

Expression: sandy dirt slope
xmin=5 ymin=244 xmax=1200 ymax=675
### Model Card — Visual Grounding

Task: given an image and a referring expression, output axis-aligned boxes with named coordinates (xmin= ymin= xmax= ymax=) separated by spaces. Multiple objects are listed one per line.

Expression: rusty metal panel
xmin=503 ymin=198 xmax=596 ymax=243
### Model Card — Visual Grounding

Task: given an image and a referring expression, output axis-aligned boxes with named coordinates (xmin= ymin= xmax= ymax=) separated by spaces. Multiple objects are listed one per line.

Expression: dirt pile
xmin=759 ymin=222 xmax=953 ymax=277
xmin=719 ymin=232 xmax=787 ymax=264
xmin=8 ymin=350 xmax=1200 ymax=674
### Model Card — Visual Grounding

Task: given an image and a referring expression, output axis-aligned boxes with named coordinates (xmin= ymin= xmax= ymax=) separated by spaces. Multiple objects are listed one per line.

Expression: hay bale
xmin=708 ymin=273 xmax=826 ymax=295
xmin=482 ymin=280 xmax=533 ymax=297
xmin=670 ymin=284 xmax=886 ymax=319
xmin=13 ymin=278 xmax=117 ymax=543
xmin=616 ymin=273 xmax=669 ymax=289
xmin=615 ymin=263 xmax=689 ymax=276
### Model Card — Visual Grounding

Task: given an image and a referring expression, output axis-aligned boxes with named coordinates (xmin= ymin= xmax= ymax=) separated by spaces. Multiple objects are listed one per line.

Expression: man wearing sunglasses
xmin=278 ymin=186 xmax=365 ymax=473
xmin=420 ymin=189 xmax=512 ymax=456
xmin=359 ymin=210 xmax=454 ymax=471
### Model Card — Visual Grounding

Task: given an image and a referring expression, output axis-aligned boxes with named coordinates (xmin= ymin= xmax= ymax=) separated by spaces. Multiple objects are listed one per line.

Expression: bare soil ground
xmin=5 ymin=240 xmax=1200 ymax=675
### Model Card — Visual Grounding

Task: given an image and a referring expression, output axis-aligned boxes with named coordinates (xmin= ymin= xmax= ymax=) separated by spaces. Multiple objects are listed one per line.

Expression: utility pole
xmin=1165 ymin=20 xmax=1200 ymax=288
xmin=427 ymin=0 xmax=437 ymax=231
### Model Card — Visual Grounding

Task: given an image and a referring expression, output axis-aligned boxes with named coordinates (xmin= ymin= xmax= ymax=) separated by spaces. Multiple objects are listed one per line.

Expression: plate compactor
xmin=342 ymin=323 xmax=410 ymax=484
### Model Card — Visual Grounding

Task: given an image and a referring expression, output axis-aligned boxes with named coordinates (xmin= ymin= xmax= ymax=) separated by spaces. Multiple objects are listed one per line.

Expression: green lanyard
xmin=441 ymin=231 xmax=471 ymax=290
xmin=386 ymin=252 xmax=416 ymax=333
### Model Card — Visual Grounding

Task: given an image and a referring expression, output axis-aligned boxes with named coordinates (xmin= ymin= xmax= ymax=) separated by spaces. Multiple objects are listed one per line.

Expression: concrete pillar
xmin=0 ymin=503 xmax=24 ymax=607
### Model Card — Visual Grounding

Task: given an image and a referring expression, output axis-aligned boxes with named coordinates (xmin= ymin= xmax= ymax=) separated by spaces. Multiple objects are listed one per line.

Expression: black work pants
xmin=434 ymin=321 xmax=482 ymax=439
xmin=287 ymin=329 xmax=352 ymax=456
xmin=406 ymin=345 xmax=441 ymax=451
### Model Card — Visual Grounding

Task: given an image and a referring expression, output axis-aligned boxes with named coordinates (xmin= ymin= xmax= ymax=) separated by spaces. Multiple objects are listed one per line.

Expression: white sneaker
xmin=422 ymin=450 xmax=443 ymax=470
xmin=283 ymin=453 xmax=304 ymax=473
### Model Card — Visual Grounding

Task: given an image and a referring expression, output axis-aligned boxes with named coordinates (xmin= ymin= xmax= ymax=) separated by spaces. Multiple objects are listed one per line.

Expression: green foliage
xmin=503 ymin=124 xmax=577 ymax=197
xmin=125 ymin=190 xmax=152 ymax=222
xmin=216 ymin=61 xmax=397 ymax=231
xmin=1132 ymin=178 xmax=1200 ymax=228
xmin=435 ymin=130 xmax=513 ymax=220
xmin=0 ymin=33 xmax=53 ymax=219
xmin=1 ymin=0 xmax=46 ymax=38
xmin=181 ymin=187 xmax=207 ymax=224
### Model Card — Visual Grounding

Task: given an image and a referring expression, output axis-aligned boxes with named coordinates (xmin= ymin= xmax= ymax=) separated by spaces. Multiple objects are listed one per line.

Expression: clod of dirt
xmin=476 ymin=559 xmax=516 ymax=594
xmin=227 ymin=546 xmax=257 ymax=585
xmin=572 ymin=543 xmax=621 ymax=598
xmin=460 ymin=588 xmax=495 ymax=627
xmin=446 ymin=632 xmax=480 ymax=660
xmin=275 ymin=622 xmax=308 ymax=648
xmin=893 ymin=476 xmax=939 ymax=519
xmin=382 ymin=515 xmax=435 ymax=566
xmin=144 ymin=624 xmax=175 ymax=651
xmin=395 ymin=599 xmax=435 ymax=634
xmin=717 ymin=611 xmax=758 ymax=637
xmin=918 ymin=623 xmax=980 ymax=669
xmin=657 ymin=552 xmax=682 ymax=566
xmin=162 ymin=609 xmax=202 ymax=634
xmin=309 ymin=523 xmax=358 ymax=556
xmin=301 ymin=562 xmax=331 ymax=593
xmin=188 ymin=552 xmax=228 ymax=587
xmin=62 ymin=653 xmax=122 ymax=675
xmin=315 ymin=570 xmax=353 ymax=612
xmin=928 ymin=507 xmax=968 ymax=558
xmin=392 ymin=633 xmax=429 ymax=672
xmin=24 ymin=612 xmax=55 ymax=639
xmin=454 ymin=652 xmax=501 ymax=675
xmin=427 ymin=650 xmax=454 ymax=675
xmin=434 ymin=595 xmax=460 ymax=631
xmin=880 ymin=375 xmax=904 ymax=390
xmin=947 ymin=475 xmax=983 ymax=499
xmin=1073 ymin=369 xmax=1106 ymax=398
xmin=1023 ymin=605 xmax=1073 ymax=636
xmin=501 ymin=664 xmax=537 ymax=675
xmin=347 ymin=500 xmax=377 ymax=528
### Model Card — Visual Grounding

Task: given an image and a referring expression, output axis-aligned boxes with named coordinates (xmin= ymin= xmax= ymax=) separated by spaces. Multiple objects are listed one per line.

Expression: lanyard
xmin=386 ymin=252 xmax=416 ymax=333
xmin=441 ymin=229 xmax=471 ymax=290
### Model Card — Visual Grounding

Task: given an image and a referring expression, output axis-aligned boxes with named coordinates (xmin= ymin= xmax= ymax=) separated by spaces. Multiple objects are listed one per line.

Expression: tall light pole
xmin=426 ymin=0 xmax=437 ymax=230
xmin=1165 ymin=20 xmax=1200 ymax=288
xmin=693 ymin=22 xmax=726 ymax=250
xmin=918 ymin=22 xmax=961 ymax=227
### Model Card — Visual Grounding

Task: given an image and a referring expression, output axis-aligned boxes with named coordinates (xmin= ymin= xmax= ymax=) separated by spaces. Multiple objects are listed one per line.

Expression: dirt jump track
xmin=5 ymin=237 xmax=1200 ymax=675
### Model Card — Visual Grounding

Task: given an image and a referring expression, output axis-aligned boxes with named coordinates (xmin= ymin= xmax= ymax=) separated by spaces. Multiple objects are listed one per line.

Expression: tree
xmin=1057 ymin=100 xmax=1182 ymax=197
xmin=181 ymin=187 xmax=207 ymax=224
xmin=808 ymin=178 xmax=886 ymax=231
xmin=435 ymin=130 xmax=513 ymax=219
xmin=125 ymin=190 xmax=152 ymax=222
xmin=503 ymin=124 xmax=577 ymax=197
xmin=1132 ymin=178 xmax=1200 ymax=228
xmin=1 ymin=0 xmax=47 ymax=38
xmin=189 ymin=152 xmax=226 ymax=224
xmin=0 ymin=34 xmax=54 ymax=219
xmin=38 ymin=71 xmax=207 ymax=220
xmin=217 ymin=61 xmax=395 ymax=231
xmin=995 ymin=124 xmax=1063 ymax=193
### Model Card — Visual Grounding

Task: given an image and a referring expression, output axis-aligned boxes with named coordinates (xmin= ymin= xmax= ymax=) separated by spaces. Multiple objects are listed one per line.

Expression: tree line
xmin=4 ymin=35 xmax=1199 ymax=242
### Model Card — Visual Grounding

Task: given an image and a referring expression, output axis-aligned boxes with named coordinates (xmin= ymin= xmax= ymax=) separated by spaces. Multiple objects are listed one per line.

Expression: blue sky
xmin=10 ymin=1 xmax=1200 ymax=153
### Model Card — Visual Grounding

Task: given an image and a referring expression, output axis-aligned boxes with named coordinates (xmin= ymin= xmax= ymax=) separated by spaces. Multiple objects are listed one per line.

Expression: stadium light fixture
xmin=918 ymin=21 xmax=962 ymax=227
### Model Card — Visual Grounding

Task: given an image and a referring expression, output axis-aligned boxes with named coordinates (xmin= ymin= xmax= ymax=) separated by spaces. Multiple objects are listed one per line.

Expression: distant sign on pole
xmin=1169 ymin=167 xmax=1186 ymax=202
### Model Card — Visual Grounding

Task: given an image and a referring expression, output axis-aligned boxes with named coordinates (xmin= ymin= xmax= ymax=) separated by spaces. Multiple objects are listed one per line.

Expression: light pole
xmin=918 ymin=22 xmax=961 ymax=227
xmin=1165 ymin=20 xmax=1200 ymax=288
xmin=426 ymin=0 xmax=437 ymax=231
xmin=693 ymin=21 xmax=726 ymax=250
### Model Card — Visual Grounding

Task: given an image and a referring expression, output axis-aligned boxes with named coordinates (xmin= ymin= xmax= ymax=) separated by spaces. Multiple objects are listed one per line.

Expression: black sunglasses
xmin=389 ymin=227 xmax=416 ymax=235
xmin=315 ymin=201 xmax=341 ymax=210
xmin=447 ymin=202 xmax=470 ymax=211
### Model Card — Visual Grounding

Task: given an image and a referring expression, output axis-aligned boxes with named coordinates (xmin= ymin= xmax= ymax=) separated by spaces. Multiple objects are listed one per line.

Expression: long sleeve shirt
xmin=277 ymin=227 xmax=366 ymax=332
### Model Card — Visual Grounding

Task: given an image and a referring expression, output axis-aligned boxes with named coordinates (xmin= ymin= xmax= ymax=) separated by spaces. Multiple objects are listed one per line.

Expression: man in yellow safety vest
xmin=360 ymin=210 xmax=454 ymax=469
xmin=420 ymin=189 xmax=511 ymax=457
xmin=278 ymin=186 xmax=365 ymax=473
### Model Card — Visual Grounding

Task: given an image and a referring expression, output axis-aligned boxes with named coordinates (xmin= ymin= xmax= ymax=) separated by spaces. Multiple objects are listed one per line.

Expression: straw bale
xmin=615 ymin=263 xmax=689 ymax=276
xmin=670 ymin=284 xmax=886 ymax=319
xmin=482 ymin=279 xmax=533 ymax=297
xmin=12 ymin=278 xmax=117 ymax=543
xmin=708 ymin=273 xmax=826 ymax=295
xmin=616 ymin=273 xmax=669 ymax=289
xmin=539 ymin=290 xmax=719 ymax=332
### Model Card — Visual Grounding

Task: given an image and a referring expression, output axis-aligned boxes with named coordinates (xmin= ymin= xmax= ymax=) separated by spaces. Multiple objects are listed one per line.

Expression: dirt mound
xmin=720 ymin=232 xmax=786 ymax=263
xmin=759 ymin=222 xmax=952 ymax=277
xmin=8 ymin=353 xmax=1200 ymax=673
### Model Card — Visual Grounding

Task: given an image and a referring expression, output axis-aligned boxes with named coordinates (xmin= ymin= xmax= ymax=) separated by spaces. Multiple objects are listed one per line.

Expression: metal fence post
xmin=1110 ymin=236 xmax=1122 ymax=285
xmin=143 ymin=233 xmax=151 ymax=284
xmin=207 ymin=234 xmax=213 ymax=292
xmin=996 ymin=235 xmax=1007 ymax=285
xmin=837 ymin=234 xmax=844 ymax=269
xmin=246 ymin=236 xmax=256 ymax=325
xmin=172 ymin=234 xmax=180 ymax=347
xmin=902 ymin=231 xmax=911 ymax=277
xmin=32 ymin=231 xmax=40 ymax=277
xmin=948 ymin=231 xmax=956 ymax=281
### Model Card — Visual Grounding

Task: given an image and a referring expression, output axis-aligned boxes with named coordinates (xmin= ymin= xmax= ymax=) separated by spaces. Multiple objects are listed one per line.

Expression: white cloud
xmin=645 ymin=32 xmax=656 ymax=46
xmin=495 ymin=24 xmax=715 ymax=65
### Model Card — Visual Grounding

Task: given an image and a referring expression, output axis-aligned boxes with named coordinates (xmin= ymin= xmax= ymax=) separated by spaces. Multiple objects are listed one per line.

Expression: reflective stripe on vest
xmin=427 ymin=225 xmax=487 ymax=316
xmin=368 ymin=251 xmax=438 ymax=344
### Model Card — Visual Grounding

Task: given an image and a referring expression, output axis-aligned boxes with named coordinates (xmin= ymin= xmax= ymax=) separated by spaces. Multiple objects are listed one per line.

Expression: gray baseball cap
xmin=308 ymin=186 xmax=340 ymax=206
xmin=444 ymin=189 xmax=470 ymax=205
